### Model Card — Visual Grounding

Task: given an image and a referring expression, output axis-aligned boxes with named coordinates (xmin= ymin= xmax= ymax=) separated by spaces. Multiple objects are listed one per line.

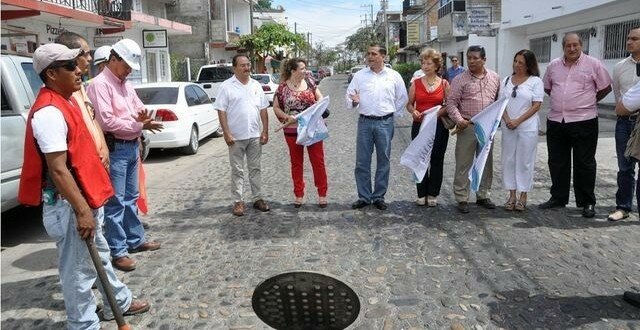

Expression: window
xmin=530 ymin=36 xmax=552 ymax=63
xmin=438 ymin=0 xmax=465 ymax=19
xmin=1 ymin=86 xmax=14 ymax=116
xmin=574 ymin=29 xmax=591 ymax=55
xmin=21 ymin=63 xmax=43 ymax=97
xmin=604 ymin=19 xmax=640 ymax=60
xmin=193 ymin=85 xmax=211 ymax=104
xmin=185 ymin=86 xmax=200 ymax=106
xmin=135 ymin=87 xmax=179 ymax=105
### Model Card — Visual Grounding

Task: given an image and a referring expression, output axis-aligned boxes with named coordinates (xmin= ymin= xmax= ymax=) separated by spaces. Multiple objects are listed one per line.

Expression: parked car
xmin=251 ymin=73 xmax=279 ymax=105
xmin=1 ymin=54 xmax=41 ymax=212
xmin=134 ymin=82 xmax=222 ymax=155
xmin=347 ymin=65 xmax=365 ymax=83
xmin=195 ymin=63 xmax=234 ymax=101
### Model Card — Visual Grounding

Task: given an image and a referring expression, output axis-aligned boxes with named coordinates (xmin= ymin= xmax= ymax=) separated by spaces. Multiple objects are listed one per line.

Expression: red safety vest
xmin=18 ymin=87 xmax=113 ymax=209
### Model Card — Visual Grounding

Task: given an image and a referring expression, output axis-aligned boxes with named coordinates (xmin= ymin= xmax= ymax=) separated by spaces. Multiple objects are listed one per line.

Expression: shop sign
xmin=143 ymin=30 xmax=167 ymax=48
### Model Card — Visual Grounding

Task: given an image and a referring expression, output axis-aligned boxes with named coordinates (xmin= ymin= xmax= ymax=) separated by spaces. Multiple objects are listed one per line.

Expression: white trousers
xmin=501 ymin=128 xmax=538 ymax=192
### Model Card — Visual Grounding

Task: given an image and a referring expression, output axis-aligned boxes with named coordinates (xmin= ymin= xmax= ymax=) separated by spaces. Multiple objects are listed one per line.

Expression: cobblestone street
xmin=2 ymin=74 xmax=640 ymax=329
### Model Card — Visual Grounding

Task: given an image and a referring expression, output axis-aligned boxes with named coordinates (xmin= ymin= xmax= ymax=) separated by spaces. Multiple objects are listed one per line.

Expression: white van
xmin=1 ymin=54 xmax=41 ymax=212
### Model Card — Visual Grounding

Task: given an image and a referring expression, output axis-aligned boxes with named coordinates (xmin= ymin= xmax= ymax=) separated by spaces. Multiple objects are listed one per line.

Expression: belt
xmin=359 ymin=113 xmax=393 ymax=120
xmin=618 ymin=114 xmax=638 ymax=121
xmin=114 ymin=137 xmax=139 ymax=143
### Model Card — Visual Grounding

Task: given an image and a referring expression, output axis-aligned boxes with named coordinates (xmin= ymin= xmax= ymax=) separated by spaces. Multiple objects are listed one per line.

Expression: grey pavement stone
xmin=1 ymin=75 xmax=639 ymax=329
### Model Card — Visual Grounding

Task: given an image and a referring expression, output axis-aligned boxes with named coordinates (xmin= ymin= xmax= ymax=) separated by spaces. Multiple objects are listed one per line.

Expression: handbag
xmin=440 ymin=115 xmax=455 ymax=130
xmin=322 ymin=108 xmax=330 ymax=119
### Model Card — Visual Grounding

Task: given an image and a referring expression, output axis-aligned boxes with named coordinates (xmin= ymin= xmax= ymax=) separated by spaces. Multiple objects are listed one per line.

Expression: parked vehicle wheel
xmin=182 ymin=126 xmax=199 ymax=155
xmin=213 ymin=126 xmax=223 ymax=138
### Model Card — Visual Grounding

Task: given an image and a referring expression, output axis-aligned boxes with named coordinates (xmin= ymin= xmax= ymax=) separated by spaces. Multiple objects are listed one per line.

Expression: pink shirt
xmin=446 ymin=69 xmax=501 ymax=124
xmin=87 ymin=67 xmax=145 ymax=140
xmin=543 ymin=53 xmax=612 ymax=123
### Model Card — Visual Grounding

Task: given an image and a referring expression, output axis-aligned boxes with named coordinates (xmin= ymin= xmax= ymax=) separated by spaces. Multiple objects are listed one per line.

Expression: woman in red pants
xmin=273 ymin=58 xmax=328 ymax=208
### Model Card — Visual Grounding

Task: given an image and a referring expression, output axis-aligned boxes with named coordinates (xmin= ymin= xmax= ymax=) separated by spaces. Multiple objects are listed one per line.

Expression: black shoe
xmin=538 ymin=198 xmax=566 ymax=209
xmin=623 ymin=291 xmax=640 ymax=308
xmin=373 ymin=200 xmax=388 ymax=210
xmin=582 ymin=205 xmax=596 ymax=218
xmin=458 ymin=202 xmax=469 ymax=214
xmin=476 ymin=198 xmax=496 ymax=209
xmin=351 ymin=200 xmax=369 ymax=209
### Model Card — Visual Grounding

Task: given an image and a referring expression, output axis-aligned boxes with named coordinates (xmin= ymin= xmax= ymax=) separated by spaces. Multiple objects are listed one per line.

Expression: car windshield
xmin=198 ymin=67 xmax=234 ymax=82
xmin=135 ymin=87 xmax=179 ymax=104
xmin=252 ymin=75 xmax=270 ymax=84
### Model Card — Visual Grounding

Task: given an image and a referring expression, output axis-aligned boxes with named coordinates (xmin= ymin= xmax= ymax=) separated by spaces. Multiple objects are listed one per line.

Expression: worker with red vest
xmin=19 ymin=43 xmax=150 ymax=330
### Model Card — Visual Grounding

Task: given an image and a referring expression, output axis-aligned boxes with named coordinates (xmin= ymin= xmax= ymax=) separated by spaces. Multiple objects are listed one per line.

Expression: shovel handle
xmin=85 ymin=239 xmax=130 ymax=329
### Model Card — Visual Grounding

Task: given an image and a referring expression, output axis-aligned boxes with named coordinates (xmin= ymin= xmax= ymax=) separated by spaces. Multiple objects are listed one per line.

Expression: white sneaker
xmin=415 ymin=197 xmax=426 ymax=206
xmin=607 ymin=209 xmax=629 ymax=221
xmin=427 ymin=195 xmax=437 ymax=207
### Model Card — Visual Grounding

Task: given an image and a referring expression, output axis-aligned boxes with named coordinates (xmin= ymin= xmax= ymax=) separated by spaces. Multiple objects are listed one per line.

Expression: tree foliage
xmin=345 ymin=27 xmax=379 ymax=55
xmin=312 ymin=42 xmax=339 ymax=67
xmin=255 ymin=0 xmax=272 ymax=10
xmin=237 ymin=23 xmax=307 ymax=60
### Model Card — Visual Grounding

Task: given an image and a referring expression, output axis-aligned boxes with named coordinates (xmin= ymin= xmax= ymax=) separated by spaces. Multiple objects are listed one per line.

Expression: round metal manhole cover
xmin=252 ymin=271 xmax=360 ymax=330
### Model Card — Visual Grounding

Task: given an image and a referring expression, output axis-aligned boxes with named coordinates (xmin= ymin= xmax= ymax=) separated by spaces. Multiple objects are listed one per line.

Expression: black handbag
xmin=322 ymin=108 xmax=330 ymax=119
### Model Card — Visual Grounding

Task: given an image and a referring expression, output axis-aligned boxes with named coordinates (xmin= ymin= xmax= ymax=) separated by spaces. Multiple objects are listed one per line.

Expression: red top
xmin=19 ymin=87 xmax=114 ymax=208
xmin=413 ymin=78 xmax=447 ymax=122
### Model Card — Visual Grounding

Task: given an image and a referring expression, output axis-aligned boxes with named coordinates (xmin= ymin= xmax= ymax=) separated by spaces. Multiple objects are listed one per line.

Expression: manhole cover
xmin=252 ymin=271 xmax=360 ymax=330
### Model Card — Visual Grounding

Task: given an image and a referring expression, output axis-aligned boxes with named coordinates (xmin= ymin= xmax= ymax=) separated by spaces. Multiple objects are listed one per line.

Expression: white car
xmin=251 ymin=74 xmax=279 ymax=105
xmin=134 ymin=82 xmax=222 ymax=155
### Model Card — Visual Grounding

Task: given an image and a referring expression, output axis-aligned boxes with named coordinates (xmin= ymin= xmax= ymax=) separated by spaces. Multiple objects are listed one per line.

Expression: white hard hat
xmin=111 ymin=39 xmax=141 ymax=71
xmin=93 ymin=45 xmax=112 ymax=65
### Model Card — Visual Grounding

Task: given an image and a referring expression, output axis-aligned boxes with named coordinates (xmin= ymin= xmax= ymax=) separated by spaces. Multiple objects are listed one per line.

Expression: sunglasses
xmin=50 ymin=60 xmax=78 ymax=72
xmin=511 ymin=85 xmax=518 ymax=98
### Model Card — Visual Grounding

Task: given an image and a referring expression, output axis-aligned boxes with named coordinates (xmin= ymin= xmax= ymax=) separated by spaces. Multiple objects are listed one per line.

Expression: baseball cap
xmin=111 ymin=39 xmax=141 ymax=71
xmin=93 ymin=45 xmax=112 ymax=65
xmin=33 ymin=43 xmax=83 ymax=74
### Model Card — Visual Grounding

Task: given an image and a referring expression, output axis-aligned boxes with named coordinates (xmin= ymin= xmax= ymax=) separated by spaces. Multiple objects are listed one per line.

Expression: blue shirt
xmin=447 ymin=66 xmax=465 ymax=81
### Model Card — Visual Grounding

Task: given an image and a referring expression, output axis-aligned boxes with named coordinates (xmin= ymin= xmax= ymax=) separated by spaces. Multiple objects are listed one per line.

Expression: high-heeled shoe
xmin=318 ymin=196 xmax=328 ymax=208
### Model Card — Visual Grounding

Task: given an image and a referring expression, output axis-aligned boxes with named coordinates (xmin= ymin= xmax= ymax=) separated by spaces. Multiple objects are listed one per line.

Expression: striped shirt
xmin=446 ymin=69 xmax=500 ymax=124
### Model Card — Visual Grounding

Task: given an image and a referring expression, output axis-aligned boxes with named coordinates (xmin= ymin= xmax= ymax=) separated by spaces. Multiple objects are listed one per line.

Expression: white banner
xmin=468 ymin=98 xmax=509 ymax=192
xmin=400 ymin=106 xmax=440 ymax=182
xmin=295 ymin=96 xmax=330 ymax=146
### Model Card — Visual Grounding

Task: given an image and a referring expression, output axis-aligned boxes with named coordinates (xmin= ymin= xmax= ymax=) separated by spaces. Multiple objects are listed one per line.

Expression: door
xmin=192 ymin=85 xmax=216 ymax=136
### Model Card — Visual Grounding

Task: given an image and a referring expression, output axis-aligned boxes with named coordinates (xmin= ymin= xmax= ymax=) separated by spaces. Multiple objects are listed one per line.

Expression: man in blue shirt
xmin=446 ymin=55 xmax=465 ymax=81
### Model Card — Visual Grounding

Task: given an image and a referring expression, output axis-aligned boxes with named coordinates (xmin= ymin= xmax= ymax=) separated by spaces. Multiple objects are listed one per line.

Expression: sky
xmin=270 ymin=0 xmax=401 ymax=48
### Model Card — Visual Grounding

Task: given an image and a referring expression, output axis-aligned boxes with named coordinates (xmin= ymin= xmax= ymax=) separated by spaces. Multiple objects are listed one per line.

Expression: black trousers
xmin=411 ymin=119 xmax=450 ymax=198
xmin=546 ymin=118 xmax=598 ymax=206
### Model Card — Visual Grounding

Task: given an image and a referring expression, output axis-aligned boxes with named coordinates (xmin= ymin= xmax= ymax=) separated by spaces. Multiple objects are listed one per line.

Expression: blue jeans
xmin=43 ymin=200 xmax=132 ymax=330
xmin=615 ymin=117 xmax=637 ymax=212
xmin=104 ymin=140 xmax=146 ymax=258
xmin=355 ymin=115 xmax=394 ymax=202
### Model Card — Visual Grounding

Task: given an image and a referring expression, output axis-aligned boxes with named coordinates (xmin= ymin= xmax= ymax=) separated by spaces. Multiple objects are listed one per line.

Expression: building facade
xmin=2 ymin=0 xmax=192 ymax=84
xmin=498 ymin=0 xmax=639 ymax=104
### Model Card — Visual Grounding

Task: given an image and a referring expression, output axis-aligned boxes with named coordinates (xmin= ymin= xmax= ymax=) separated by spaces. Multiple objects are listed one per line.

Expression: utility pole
xmin=249 ymin=0 xmax=255 ymax=70
xmin=307 ymin=32 xmax=310 ymax=64
xmin=294 ymin=22 xmax=298 ymax=58
xmin=381 ymin=0 xmax=389 ymax=53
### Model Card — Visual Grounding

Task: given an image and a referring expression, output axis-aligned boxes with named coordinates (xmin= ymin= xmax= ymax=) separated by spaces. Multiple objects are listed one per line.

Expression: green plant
xmin=393 ymin=62 xmax=421 ymax=87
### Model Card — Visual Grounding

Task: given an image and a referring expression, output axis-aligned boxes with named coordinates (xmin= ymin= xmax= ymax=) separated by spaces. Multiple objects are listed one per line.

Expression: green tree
xmin=312 ymin=42 xmax=339 ymax=67
xmin=345 ymin=27 xmax=379 ymax=55
xmin=238 ymin=23 xmax=308 ymax=61
xmin=255 ymin=0 xmax=272 ymax=10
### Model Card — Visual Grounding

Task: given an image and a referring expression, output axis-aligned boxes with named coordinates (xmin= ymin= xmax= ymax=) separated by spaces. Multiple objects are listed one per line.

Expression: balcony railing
xmin=41 ymin=0 xmax=132 ymax=20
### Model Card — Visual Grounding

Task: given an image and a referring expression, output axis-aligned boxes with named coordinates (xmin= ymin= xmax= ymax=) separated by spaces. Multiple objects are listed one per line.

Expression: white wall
xmin=499 ymin=0 xmax=640 ymax=104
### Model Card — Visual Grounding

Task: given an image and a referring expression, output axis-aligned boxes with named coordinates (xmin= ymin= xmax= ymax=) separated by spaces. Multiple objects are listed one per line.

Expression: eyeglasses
xmin=511 ymin=85 xmax=518 ymax=98
xmin=50 ymin=60 xmax=78 ymax=72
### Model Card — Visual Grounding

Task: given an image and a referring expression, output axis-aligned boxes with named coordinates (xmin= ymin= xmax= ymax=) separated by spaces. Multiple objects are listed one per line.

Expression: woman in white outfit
xmin=501 ymin=49 xmax=544 ymax=211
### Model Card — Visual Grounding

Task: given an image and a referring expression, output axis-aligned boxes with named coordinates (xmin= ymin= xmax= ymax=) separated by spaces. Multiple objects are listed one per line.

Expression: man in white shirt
xmin=608 ymin=27 xmax=640 ymax=222
xmin=214 ymin=55 xmax=270 ymax=216
xmin=346 ymin=44 xmax=408 ymax=210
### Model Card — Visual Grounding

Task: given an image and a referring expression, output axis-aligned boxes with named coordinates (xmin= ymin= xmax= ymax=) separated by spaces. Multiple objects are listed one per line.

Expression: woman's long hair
xmin=513 ymin=49 xmax=540 ymax=77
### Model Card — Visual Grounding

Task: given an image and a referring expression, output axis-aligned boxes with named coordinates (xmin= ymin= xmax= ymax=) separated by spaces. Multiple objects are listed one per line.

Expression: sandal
xmin=514 ymin=200 xmax=526 ymax=211
xmin=294 ymin=197 xmax=303 ymax=208
xmin=504 ymin=200 xmax=516 ymax=211
xmin=318 ymin=197 xmax=328 ymax=208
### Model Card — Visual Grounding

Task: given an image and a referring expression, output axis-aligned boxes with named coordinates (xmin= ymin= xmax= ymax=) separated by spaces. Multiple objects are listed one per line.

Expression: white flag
xmin=296 ymin=96 xmax=330 ymax=146
xmin=468 ymin=97 xmax=509 ymax=192
xmin=400 ymin=106 xmax=440 ymax=182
